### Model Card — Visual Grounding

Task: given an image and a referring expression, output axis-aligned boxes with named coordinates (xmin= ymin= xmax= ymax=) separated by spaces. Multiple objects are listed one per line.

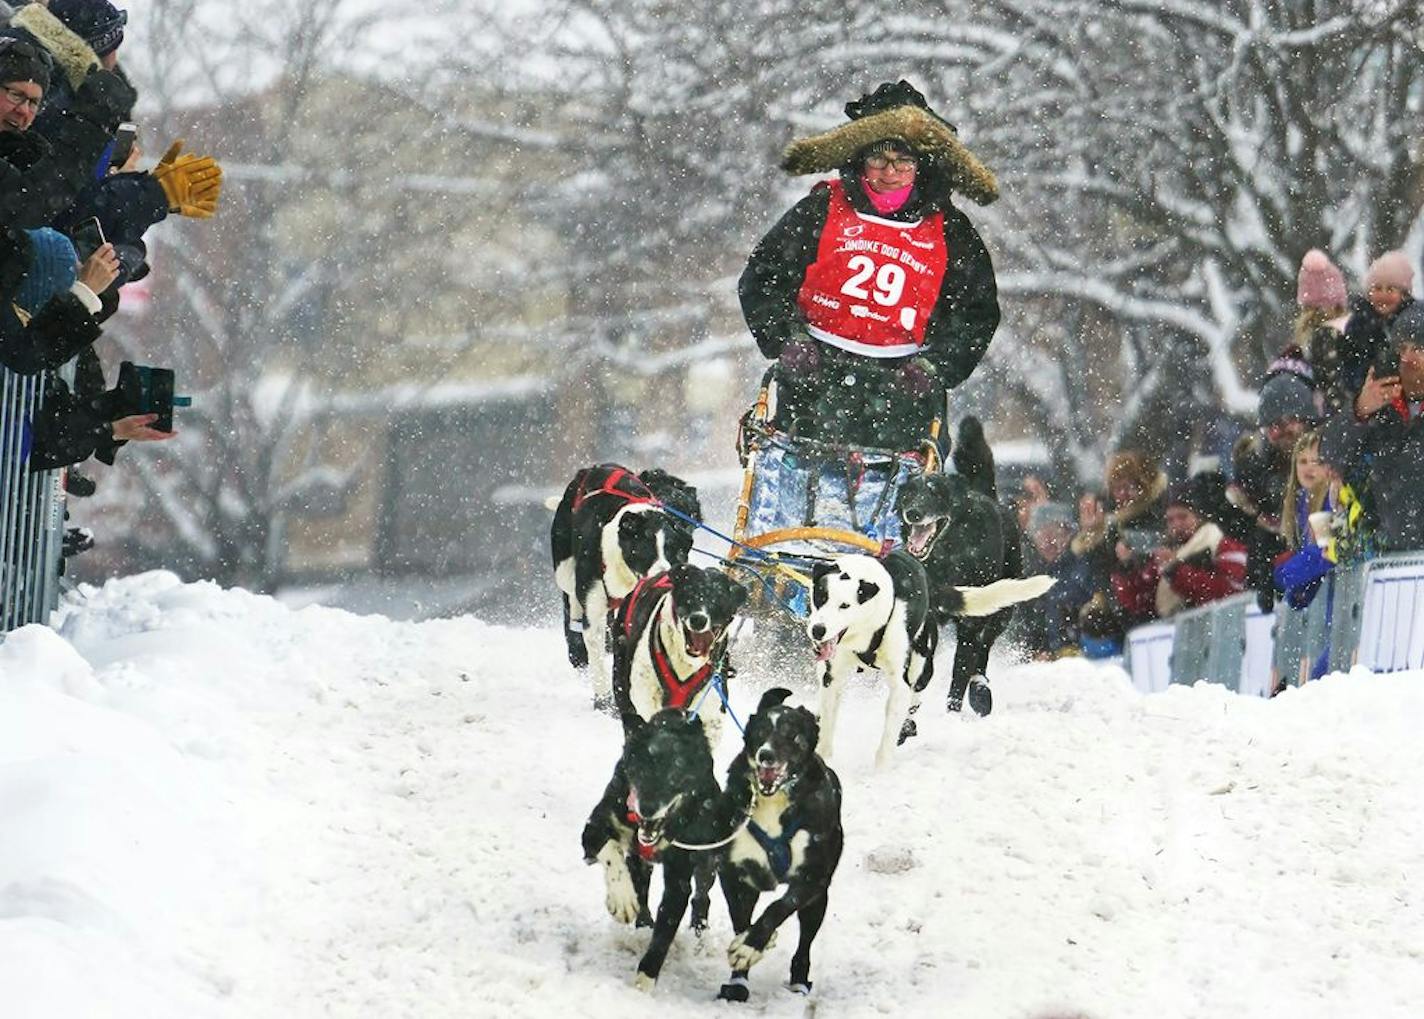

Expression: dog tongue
xmin=637 ymin=841 xmax=657 ymax=861
xmin=686 ymin=628 xmax=715 ymax=657
xmin=909 ymin=523 xmax=934 ymax=555
xmin=814 ymin=639 xmax=836 ymax=663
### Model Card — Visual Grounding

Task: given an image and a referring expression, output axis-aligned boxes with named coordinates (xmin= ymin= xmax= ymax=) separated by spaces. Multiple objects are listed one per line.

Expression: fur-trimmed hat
xmin=780 ymin=80 xmax=999 ymax=206
xmin=1297 ymin=249 xmax=1347 ymax=311
xmin=1105 ymin=449 xmax=1158 ymax=494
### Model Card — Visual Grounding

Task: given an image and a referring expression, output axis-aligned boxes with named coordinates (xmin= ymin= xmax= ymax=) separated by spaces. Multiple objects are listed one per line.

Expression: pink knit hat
xmin=1365 ymin=250 xmax=1414 ymax=293
xmin=1297 ymin=249 xmax=1347 ymax=310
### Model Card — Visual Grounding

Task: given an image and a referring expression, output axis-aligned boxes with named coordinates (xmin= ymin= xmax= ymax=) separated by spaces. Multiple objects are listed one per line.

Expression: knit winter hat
xmin=47 ymin=0 xmax=126 ymax=58
xmin=1166 ymin=474 xmax=1222 ymax=518
xmin=1365 ymin=250 xmax=1414 ymax=293
xmin=13 ymin=228 xmax=77 ymax=315
xmin=1297 ymin=249 xmax=1347 ymax=311
xmin=1388 ymin=302 xmax=1424 ymax=351
xmin=0 ymin=33 xmax=53 ymax=91
xmin=1257 ymin=371 xmax=1320 ymax=428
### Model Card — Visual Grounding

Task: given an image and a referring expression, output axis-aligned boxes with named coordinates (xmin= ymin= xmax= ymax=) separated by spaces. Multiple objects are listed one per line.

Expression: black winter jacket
xmin=739 ymin=170 xmax=1000 ymax=390
xmin=1320 ymin=401 xmax=1424 ymax=553
xmin=1339 ymin=294 xmax=1414 ymax=399
xmin=30 ymin=346 xmax=125 ymax=471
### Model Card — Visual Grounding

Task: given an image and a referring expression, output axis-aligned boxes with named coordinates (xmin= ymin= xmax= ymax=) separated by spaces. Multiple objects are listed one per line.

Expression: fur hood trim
xmin=1112 ymin=471 xmax=1168 ymax=528
xmin=12 ymin=3 xmax=99 ymax=90
xmin=781 ymin=105 xmax=999 ymax=207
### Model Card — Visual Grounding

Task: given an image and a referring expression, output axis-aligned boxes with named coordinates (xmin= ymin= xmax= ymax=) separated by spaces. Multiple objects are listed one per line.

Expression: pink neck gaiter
xmin=860 ymin=175 xmax=914 ymax=214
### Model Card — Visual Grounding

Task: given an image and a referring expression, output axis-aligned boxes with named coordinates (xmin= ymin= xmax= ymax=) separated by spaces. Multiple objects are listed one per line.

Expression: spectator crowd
xmin=0 ymin=0 xmax=221 ymax=568
xmin=1009 ymin=245 xmax=1424 ymax=681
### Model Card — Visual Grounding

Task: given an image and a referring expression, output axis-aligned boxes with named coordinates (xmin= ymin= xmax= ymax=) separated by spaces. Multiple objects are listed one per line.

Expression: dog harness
xmin=570 ymin=465 xmax=655 ymax=512
xmin=620 ymin=573 xmax=715 ymax=709
xmin=746 ymin=813 xmax=803 ymax=881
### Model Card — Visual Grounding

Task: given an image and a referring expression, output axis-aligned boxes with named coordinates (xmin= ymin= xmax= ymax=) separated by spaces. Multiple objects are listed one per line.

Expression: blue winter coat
xmin=1273 ymin=490 xmax=1335 ymax=610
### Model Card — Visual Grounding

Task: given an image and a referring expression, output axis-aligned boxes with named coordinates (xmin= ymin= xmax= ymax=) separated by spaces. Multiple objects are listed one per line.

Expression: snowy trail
xmin=2 ymin=573 xmax=1424 ymax=1018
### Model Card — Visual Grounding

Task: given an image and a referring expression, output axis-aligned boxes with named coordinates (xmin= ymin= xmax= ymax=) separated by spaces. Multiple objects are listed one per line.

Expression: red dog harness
xmin=620 ymin=573 xmax=714 ymax=709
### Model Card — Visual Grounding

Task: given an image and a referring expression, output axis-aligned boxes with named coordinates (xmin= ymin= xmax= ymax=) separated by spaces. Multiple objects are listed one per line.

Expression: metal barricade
xmin=1327 ymin=561 xmax=1370 ymax=674
xmin=1125 ymin=621 xmax=1174 ymax=693
xmin=1271 ymin=580 xmax=1331 ymax=690
xmin=1169 ymin=593 xmax=1256 ymax=693
xmin=1353 ymin=553 xmax=1424 ymax=672
xmin=0 ymin=364 xmax=67 ymax=635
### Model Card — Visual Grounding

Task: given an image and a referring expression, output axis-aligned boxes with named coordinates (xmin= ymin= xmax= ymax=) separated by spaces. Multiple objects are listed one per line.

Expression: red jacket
xmin=1111 ymin=526 xmax=1248 ymax=622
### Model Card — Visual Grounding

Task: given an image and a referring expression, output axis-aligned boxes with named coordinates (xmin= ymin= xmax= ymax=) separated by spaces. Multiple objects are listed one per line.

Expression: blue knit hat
xmin=13 ymin=228 xmax=77 ymax=316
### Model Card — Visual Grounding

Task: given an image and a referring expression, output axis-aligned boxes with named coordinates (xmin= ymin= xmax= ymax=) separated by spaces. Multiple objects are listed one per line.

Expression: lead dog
xmin=612 ymin=563 xmax=749 ymax=752
xmin=897 ymin=416 xmax=1028 ymax=715
xmin=581 ymin=710 xmax=725 ymax=992
xmin=716 ymin=688 xmax=842 ymax=1003
xmin=551 ymin=464 xmax=696 ymax=709
xmin=806 ymin=549 xmax=1053 ymax=766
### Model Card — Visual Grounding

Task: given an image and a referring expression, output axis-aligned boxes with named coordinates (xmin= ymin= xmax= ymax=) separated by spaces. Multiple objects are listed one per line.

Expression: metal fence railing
xmin=1 ymin=365 xmax=67 ymax=635
xmin=1127 ymin=552 xmax=1424 ymax=696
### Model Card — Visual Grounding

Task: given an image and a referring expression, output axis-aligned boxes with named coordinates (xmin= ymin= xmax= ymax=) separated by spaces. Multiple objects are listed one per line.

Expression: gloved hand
xmin=897 ymin=357 xmax=939 ymax=400
xmin=152 ymin=141 xmax=224 ymax=218
xmin=778 ymin=336 xmax=821 ymax=377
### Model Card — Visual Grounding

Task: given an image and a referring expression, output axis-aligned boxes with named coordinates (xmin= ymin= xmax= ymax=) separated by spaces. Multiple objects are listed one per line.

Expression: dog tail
xmin=544 ymin=495 xmax=562 ymax=511
xmin=951 ymin=416 xmax=997 ymax=501
xmin=948 ymin=575 xmax=1057 ymax=617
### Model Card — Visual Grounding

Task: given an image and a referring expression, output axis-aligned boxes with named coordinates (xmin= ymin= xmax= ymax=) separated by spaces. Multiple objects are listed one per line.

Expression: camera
xmin=112 ymin=361 xmax=191 ymax=432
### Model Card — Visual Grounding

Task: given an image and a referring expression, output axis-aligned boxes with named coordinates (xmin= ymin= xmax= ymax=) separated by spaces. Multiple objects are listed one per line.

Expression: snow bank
xmin=1 ymin=573 xmax=1421 ymax=1018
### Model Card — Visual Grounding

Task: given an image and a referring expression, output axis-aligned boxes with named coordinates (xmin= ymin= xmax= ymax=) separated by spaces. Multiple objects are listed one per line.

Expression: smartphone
xmin=70 ymin=216 xmax=106 ymax=261
xmin=116 ymin=361 xmax=179 ymax=432
xmin=109 ymin=122 xmax=137 ymax=170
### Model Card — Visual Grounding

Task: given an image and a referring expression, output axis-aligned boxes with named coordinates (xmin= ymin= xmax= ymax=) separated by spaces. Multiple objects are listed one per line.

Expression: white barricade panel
xmin=1127 ymin=622 xmax=1175 ymax=694
xmin=1357 ymin=556 xmax=1424 ymax=673
xmin=1241 ymin=606 xmax=1275 ymax=697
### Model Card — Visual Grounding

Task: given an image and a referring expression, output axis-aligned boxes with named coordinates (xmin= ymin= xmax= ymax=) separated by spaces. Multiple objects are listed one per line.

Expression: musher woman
xmin=739 ymin=80 xmax=1001 ymax=450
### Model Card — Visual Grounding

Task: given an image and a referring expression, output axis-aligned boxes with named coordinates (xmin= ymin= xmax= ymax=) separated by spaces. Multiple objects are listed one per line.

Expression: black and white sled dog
xmin=550 ymin=464 xmax=700 ymax=710
xmin=896 ymin=416 xmax=1038 ymax=715
xmin=581 ymin=710 xmax=725 ymax=992
xmin=806 ymin=548 xmax=1053 ymax=767
xmin=716 ymin=688 xmax=842 ymax=1003
xmin=612 ymin=563 xmax=748 ymax=751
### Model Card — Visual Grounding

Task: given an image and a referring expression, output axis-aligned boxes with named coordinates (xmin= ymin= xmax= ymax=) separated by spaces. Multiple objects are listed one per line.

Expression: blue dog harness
xmin=746 ymin=814 xmax=802 ymax=881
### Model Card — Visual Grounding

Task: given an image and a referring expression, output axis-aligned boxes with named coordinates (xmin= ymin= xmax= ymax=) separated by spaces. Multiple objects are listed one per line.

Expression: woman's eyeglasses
xmin=865 ymin=155 xmax=917 ymax=172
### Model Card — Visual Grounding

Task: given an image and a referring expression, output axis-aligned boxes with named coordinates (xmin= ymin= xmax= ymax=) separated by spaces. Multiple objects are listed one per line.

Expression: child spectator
xmin=1295 ymin=249 xmax=1351 ymax=414
xmin=1339 ymin=250 xmax=1414 ymax=399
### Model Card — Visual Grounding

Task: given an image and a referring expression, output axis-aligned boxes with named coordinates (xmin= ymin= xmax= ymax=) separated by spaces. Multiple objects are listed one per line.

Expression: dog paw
xmin=897 ymin=718 xmax=918 ymax=744
xmin=946 ymin=694 xmax=963 ymax=713
xmin=566 ymin=639 xmax=589 ymax=669
xmin=787 ymin=981 xmax=812 ymax=996
xmin=591 ymin=693 xmax=615 ymax=716
xmin=633 ymin=972 xmax=656 ymax=993
xmin=635 ymin=910 xmax=654 ymax=929
xmin=727 ymin=931 xmax=773 ymax=970
xmin=716 ymin=977 xmax=751 ymax=1002
xmin=602 ymin=870 xmax=639 ymax=925
xmin=968 ymin=676 xmax=992 ymax=716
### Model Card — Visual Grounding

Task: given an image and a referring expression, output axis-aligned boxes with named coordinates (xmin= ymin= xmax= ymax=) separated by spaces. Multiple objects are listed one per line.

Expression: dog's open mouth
xmin=636 ymin=825 xmax=665 ymax=860
xmin=683 ymin=623 xmax=721 ymax=659
xmin=813 ymin=629 xmax=846 ymax=663
xmin=905 ymin=519 xmax=941 ymax=559
xmin=754 ymin=761 xmax=788 ymax=796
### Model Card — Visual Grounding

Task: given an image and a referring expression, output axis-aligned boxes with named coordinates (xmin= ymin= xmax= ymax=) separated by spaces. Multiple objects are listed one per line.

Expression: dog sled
xmin=728 ymin=365 xmax=942 ymax=619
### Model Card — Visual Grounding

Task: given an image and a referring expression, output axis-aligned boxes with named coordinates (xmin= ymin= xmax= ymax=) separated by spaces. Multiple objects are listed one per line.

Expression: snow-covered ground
xmin=2 ymin=573 xmax=1422 ymax=1019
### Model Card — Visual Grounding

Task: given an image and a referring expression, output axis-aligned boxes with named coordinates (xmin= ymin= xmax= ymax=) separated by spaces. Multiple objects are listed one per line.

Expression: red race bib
xmin=796 ymin=180 xmax=949 ymax=357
